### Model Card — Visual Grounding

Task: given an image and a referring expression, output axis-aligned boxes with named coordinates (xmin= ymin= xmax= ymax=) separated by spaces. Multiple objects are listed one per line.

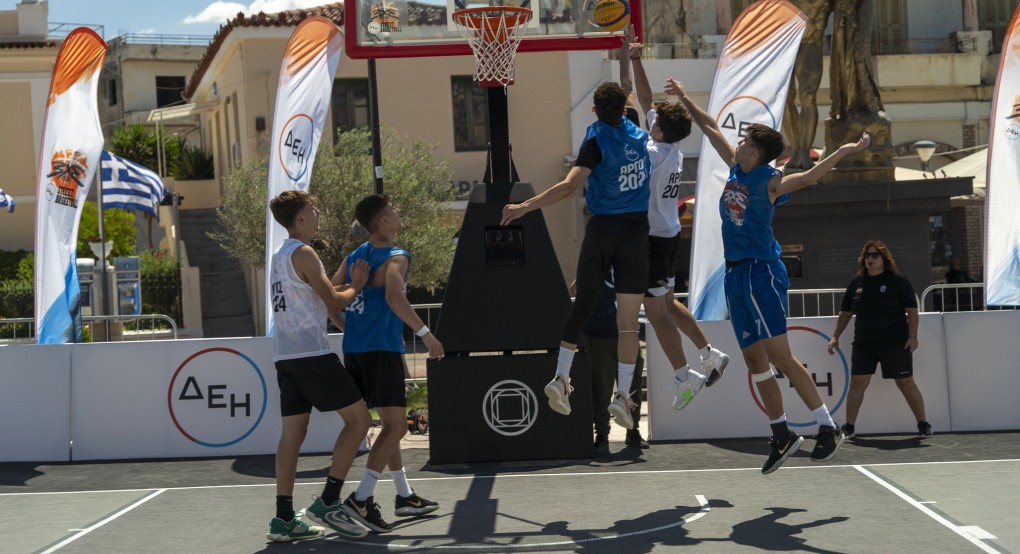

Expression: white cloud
xmin=182 ymin=0 xmax=327 ymax=25
xmin=135 ymin=28 xmax=158 ymax=35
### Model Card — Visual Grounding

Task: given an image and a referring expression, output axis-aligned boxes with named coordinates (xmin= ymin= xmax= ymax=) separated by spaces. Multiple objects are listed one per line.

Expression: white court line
xmin=853 ymin=465 xmax=998 ymax=554
xmin=326 ymin=494 xmax=711 ymax=550
xmin=3 ymin=458 xmax=1018 ymax=497
xmin=38 ymin=488 xmax=166 ymax=554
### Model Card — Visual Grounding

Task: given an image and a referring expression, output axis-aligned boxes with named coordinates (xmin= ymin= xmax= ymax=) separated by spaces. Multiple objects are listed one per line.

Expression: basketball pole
xmin=368 ymin=58 xmax=384 ymax=194
xmin=485 ymin=86 xmax=514 ymax=203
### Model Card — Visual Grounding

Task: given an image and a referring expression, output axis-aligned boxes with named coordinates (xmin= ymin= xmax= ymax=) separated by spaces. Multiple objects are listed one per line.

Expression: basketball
xmin=587 ymin=0 xmax=630 ymax=32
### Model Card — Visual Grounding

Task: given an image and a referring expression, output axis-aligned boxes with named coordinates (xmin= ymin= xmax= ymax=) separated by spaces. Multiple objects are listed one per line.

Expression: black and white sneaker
xmin=394 ymin=493 xmax=439 ymax=517
xmin=810 ymin=425 xmax=845 ymax=462
xmin=841 ymin=422 xmax=856 ymax=440
xmin=343 ymin=493 xmax=392 ymax=533
xmin=762 ymin=432 xmax=804 ymax=475
xmin=918 ymin=420 xmax=934 ymax=438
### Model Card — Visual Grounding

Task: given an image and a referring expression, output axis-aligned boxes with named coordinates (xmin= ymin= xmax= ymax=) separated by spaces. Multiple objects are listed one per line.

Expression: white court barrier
xmin=942 ymin=310 xmax=1020 ymax=431
xmin=645 ymin=315 xmax=953 ymax=441
xmin=0 ymin=345 xmax=72 ymax=462
xmin=0 ymin=335 xmax=351 ymax=462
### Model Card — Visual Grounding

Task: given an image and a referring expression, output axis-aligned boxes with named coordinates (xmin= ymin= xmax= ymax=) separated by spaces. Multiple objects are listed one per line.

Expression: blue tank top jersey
xmin=342 ymin=242 xmax=410 ymax=353
xmin=719 ymin=164 xmax=788 ymax=262
xmin=584 ymin=118 xmax=650 ymax=215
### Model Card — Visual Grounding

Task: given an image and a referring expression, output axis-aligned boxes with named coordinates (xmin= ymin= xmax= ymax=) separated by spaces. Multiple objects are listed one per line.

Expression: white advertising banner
xmin=70 ymin=336 xmax=349 ymax=461
xmin=0 ymin=345 xmax=72 ymax=462
xmin=34 ymin=29 xmax=107 ymax=343
xmin=264 ymin=17 xmax=344 ymax=333
xmin=984 ymin=4 xmax=1020 ymax=306
xmin=688 ymin=0 xmax=806 ymax=320
xmin=646 ymin=315 xmax=951 ymax=440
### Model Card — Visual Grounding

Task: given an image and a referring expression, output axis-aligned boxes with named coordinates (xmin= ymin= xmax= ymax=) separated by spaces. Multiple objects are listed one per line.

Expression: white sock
xmin=354 ymin=468 xmax=381 ymax=501
xmin=770 ymin=415 xmax=787 ymax=425
xmin=390 ymin=467 xmax=413 ymax=498
xmin=699 ymin=344 xmax=712 ymax=358
xmin=617 ymin=363 xmax=636 ymax=394
xmin=813 ymin=404 xmax=836 ymax=429
xmin=674 ymin=364 xmax=691 ymax=382
xmin=556 ymin=346 xmax=575 ymax=379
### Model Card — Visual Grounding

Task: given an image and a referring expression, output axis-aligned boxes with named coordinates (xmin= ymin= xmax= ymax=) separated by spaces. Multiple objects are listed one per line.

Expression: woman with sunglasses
xmin=827 ymin=240 xmax=933 ymax=439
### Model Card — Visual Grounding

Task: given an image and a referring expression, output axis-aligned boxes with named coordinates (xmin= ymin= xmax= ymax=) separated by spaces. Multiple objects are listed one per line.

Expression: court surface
xmin=2 ymin=430 xmax=1017 ymax=553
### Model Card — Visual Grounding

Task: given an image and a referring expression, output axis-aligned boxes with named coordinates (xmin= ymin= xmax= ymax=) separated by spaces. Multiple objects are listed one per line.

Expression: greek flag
xmin=0 ymin=187 xmax=13 ymax=213
xmin=100 ymin=150 xmax=165 ymax=219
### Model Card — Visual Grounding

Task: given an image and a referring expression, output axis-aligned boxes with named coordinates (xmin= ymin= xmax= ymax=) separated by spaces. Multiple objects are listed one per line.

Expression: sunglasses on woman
xmin=864 ymin=252 xmax=882 ymax=259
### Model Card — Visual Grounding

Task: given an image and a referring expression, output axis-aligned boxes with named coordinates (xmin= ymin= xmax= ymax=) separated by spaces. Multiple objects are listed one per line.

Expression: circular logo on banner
xmin=277 ymin=113 xmax=314 ymax=181
xmin=1005 ymin=123 xmax=1020 ymax=140
xmin=168 ymin=347 xmax=268 ymax=447
xmin=746 ymin=326 xmax=850 ymax=428
xmin=715 ymin=96 xmax=777 ymax=141
xmin=482 ymin=380 xmax=538 ymax=436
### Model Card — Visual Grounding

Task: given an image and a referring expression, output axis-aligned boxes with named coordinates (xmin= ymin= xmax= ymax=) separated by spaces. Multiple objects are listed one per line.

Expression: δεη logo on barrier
xmin=746 ymin=326 xmax=849 ymax=427
xmin=278 ymin=113 xmax=314 ymax=181
xmin=168 ymin=347 xmax=268 ymax=447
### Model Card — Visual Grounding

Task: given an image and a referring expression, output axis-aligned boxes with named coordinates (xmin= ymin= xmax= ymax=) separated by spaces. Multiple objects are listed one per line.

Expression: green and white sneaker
xmin=266 ymin=516 xmax=324 ymax=542
xmin=305 ymin=496 xmax=368 ymax=538
xmin=673 ymin=369 xmax=706 ymax=410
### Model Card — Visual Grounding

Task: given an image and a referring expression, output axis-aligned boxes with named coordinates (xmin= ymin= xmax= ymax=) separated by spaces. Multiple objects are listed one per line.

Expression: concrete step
xmin=202 ymin=315 xmax=257 ymax=338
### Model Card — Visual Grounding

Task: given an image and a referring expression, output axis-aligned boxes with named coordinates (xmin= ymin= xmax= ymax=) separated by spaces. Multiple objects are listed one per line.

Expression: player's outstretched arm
xmin=668 ymin=78 xmax=734 ymax=166
xmin=773 ymin=133 xmax=870 ymax=198
xmin=296 ymin=248 xmax=368 ymax=312
xmin=500 ymin=165 xmax=590 ymax=225
xmin=384 ymin=256 xmax=444 ymax=359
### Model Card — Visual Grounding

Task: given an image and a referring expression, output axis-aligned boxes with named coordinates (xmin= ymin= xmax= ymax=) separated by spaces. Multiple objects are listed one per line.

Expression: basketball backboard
xmin=344 ymin=0 xmax=642 ymax=59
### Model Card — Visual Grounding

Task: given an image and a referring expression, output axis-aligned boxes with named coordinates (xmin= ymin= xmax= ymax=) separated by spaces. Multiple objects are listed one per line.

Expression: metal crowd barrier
xmin=0 ymin=314 xmax=178 ymax=344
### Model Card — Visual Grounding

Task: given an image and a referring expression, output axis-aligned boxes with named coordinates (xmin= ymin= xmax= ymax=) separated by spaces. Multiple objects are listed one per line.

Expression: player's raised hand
xmin=665 ymin=78 xmax=687 ymax=99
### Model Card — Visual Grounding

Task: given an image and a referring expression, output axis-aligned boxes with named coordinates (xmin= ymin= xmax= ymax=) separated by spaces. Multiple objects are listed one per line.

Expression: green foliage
xmin=215 ymin=128 xmax=458 ymax=292
xmin=139 ymin=249 xmax=178 ymax=276
xmin=16 ymin=253 xmax=33 ymax=282
xmin=176 ymin=144 xmax=215 ymax=180
xmin=0 ymin=249 xmax=30 ymax=280
xmin=77 ymin=202 xmax=137 ymax=259
xmin=107 ymin=123 xmax=212 ymax=181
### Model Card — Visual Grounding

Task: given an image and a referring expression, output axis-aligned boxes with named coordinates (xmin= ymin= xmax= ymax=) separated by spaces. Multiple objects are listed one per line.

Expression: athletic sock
xmin=354 ymin=468 xmax=381 ymax=502
xmin=699 ymin=344 xmax=712 ymax=359
xmin=813 ymin=404 xmax=836 ymax=429
xmin=770 ymin=415 xmax=790 ymax=442
xmin=617 ymin=362 xmax=636 ymax=395
xmin=391 ymin=467 xmax=413 ymax=497
xmin=555 ymin=346 xmax=575 ymax=379
xmin=276 ymin=495 xmax=294 ymax=521
xmin=321 ymin=476 xmax=343 ymax=506
xmin=674 ymin=364 xmax=691 ymax=382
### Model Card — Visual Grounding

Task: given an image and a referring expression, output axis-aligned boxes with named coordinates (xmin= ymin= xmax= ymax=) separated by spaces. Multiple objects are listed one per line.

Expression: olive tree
xmin=215 ymin=129 xmax=458 ymax=292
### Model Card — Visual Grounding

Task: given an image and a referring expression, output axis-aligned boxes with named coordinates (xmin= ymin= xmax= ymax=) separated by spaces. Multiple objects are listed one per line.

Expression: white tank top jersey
xmin=646 ymin=109 xmax=684 ymax=238
xmin=270 ymin=237 xmax=332 ymax=361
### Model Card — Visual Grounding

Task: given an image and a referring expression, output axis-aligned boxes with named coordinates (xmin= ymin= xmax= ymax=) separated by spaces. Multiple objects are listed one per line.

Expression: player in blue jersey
xmin=502 ymin=81 xmax=650 ymax=430
xmin=672 ymin=78 xmax=870 ymax=474
xmin=331 ymin=194 xmax=443 ymax=532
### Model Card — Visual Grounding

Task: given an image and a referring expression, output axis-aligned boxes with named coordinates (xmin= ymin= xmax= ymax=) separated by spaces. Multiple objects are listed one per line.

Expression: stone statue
xmin=823 ymin=0 xmax=894 ymax=178
xmin=783 ymin=0 xmax=833 ymax=171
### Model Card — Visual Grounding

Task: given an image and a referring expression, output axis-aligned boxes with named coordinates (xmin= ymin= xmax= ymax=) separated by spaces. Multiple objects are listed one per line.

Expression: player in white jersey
xmin=266 ymin=190 xmax=371 ymax=542
xmin=620 ymin=27 xmax=731 ymax=413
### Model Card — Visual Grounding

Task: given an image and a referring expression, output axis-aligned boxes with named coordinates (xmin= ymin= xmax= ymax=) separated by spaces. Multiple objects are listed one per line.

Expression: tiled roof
xmin=184 ymin=2 xmax=344 ymax=99
xmin=0 ymin=40 xmax=59 ymax=49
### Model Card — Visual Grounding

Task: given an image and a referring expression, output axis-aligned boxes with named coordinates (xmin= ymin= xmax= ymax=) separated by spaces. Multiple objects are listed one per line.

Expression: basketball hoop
xmin=452 ymin=6 xmax=532 ymax=87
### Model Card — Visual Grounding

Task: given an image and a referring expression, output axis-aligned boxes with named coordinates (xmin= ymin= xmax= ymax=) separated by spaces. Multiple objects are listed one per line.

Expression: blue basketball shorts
xmin=724 ymin=259 xmax=789 ymax=349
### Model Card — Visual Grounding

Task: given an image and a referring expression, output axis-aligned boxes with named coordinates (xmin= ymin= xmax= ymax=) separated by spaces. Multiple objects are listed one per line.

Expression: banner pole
xmin=95 ymin=169 xmax=111 ymax=336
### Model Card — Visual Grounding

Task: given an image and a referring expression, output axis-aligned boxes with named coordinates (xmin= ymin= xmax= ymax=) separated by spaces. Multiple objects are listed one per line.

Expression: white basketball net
xmin=453 ymin=7 xmax=532 ymax=87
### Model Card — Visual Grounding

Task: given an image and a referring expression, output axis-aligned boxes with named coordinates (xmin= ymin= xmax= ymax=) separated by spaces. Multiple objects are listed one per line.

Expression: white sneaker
xmin=544 ymin=375 xmax=572 ymax=415
xmin=673 ymin=369 xmax=706 ymax=410
xmin=701 ymin=347 xmax=730 ymax=387
xmin=607 ymin=391 xmax=634 ymax=429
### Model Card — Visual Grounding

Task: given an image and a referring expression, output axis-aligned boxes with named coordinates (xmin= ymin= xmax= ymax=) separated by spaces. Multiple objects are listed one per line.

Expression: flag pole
xmin=96 ymin=168 xmax=111 ymax=340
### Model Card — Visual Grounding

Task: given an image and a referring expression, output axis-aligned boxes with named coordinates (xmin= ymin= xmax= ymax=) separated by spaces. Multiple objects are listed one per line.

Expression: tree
xmin=215 ymin=128 xmax=458 ymax=292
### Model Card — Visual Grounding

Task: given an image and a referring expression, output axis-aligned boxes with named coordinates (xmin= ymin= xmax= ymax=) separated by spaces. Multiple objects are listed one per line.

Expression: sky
xmin=2 ymin=0 xmax=330 ymax=39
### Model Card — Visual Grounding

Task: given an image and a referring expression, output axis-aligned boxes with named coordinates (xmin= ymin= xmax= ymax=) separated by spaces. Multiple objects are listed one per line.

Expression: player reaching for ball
xmin=669 ymin=77 xmax=870 ymax=474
